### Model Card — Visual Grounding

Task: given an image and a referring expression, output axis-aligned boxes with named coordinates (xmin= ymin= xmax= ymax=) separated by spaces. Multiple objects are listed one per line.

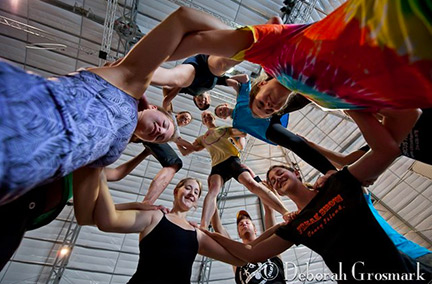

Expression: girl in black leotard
xmin=74 ymin=176 xmax=244 ymax=284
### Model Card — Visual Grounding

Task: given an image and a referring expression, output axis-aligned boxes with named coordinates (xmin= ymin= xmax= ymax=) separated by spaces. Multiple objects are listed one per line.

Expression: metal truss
xmin=283 ymin=0 xmax=319 ymax=24
xmin=0 ymin=15 xmax=97 ymax=56
xmin=46 ymin=211 xmax=82 ymax=283
xmin=112 ymin=0 xmax=144 ymax=56
xmin=99 ymin=0 xmax=119 ymax=62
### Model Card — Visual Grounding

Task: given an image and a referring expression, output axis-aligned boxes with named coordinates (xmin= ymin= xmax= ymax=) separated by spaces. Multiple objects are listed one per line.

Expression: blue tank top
xmin=0 ymin=61 xmax=137 ymax=203
xmin=365 ymin=193 xmax=431 ymax=259
xmin=232 ymin=82 xmax=288 ymax=145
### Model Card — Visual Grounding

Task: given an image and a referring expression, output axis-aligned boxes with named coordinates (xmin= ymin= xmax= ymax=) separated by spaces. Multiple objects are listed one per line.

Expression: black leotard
xmin=127 ymin=213 xmax=198 ymax=284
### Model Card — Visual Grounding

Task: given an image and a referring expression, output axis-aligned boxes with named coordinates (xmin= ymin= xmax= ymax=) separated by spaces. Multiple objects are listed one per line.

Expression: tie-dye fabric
xmin=233 ymin=0 xmax=432 ymax=110
xmin=0 ymin=61 xmax=138 ymax=204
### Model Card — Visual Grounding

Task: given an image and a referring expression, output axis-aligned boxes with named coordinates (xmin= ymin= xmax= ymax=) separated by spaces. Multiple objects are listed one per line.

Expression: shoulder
xmin=238 ymin=83 xmax=251 ymax=98
xmin=146 ymin=209 xmax=164 ymax=222
xmin=135 ymin=208 xmax=165 ymax=232
xmin=219 ymin=126 xmax=233 ymax=136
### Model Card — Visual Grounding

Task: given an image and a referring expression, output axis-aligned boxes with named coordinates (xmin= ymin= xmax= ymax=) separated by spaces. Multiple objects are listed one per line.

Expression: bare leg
xmin=200 ymin=174 xmax=224 ymax=228
xmin=151 ymin=64 xmax=196 ymax=87
xmin=169 ymin=14 xmax=280 ymax=63
xmin=90 ymin=7 xmax=235 ymax=99
xmin=237 ymin=171 xmax=289 ymax=216
xmin=167 ymin=29 xmax=253 ymax=62
xmin=208 ymin=56 xmax=241 ymax=76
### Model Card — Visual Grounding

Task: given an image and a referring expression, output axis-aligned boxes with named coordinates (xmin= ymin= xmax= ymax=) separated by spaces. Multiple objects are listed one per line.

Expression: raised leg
xmin=151 ymin=64 xmax=195 ymax=87
xmin=200 ymin=174 xmax=224 ymax=228
xmin=237 ymin=171 xmax=288 ymax=217
xmin=91 ymin=7 xmax=240 ymax=99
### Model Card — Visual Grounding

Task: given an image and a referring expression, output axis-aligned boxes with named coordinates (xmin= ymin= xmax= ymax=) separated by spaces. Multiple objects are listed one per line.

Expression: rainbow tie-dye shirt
xmin=233 ymin=0 xmax=432 ymax=110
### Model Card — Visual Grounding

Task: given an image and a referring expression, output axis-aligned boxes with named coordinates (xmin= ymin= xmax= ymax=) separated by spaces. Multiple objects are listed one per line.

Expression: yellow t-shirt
xmin=196 ymin=126 xmax=240 ymax=167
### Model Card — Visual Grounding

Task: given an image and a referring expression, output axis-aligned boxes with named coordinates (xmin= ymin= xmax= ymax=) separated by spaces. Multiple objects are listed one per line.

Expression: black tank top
xmin=127 ymin=213 xmax=198 ymax=284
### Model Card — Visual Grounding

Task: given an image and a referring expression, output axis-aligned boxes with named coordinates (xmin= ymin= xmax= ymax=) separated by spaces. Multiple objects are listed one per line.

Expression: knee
xmin=172 ymin=6 xmax=195 ymax=28
xmin=172 ymin=160 xmax=183 ymax=172
xmin=207 ymin=183 xmax=221 ymax=196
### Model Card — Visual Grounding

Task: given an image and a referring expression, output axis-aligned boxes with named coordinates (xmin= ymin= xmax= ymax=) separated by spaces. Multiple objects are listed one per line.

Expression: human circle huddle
xmin=0 ymin=0 xmax=431 ymax=283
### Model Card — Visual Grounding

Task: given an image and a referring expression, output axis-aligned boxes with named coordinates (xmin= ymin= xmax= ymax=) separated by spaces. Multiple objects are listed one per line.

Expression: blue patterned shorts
xmin=0 ymin=60 xmax=138 ymax=204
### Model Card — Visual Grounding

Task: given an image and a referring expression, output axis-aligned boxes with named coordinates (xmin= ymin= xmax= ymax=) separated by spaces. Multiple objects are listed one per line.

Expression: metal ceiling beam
xmin=39 ymin=0 xmax=105 ymax=25
xmin=370 ymin=191 xmax=432 ymax=247
xmin=46 ymin=217 xmax=81 ymax=283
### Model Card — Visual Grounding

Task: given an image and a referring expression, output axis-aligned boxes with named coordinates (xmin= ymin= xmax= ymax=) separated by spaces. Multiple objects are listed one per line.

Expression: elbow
xmin=96 ymin=220 xmax=116 ymax=233
xmin=75 ymin=214 xmax=93 ymax=226
xmin=408 ymin=108 xmax=422 ymax=123
xmin=387 ymin=143 xmax=401 ymax=160
xmin=378 ymin=140 xmax=401 ymax=159
xmin=107 ymin=176 xmax=121 ymax=182
xmin=95 ymin=214 xmax=117 ymax=232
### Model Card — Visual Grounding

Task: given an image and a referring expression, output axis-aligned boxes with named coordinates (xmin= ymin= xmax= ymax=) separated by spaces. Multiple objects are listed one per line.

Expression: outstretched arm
xmin=226 ymin=74 xmax=249 ymax=93
xmin=196 ymin=229 xmax=246 ymax=266
xmin=73 ymin=166 xmax=103 ymax=226
xmin=104 ymin=149 xmax=151 ymax=181
xmin=230 ymin=74 xmax=249 ymax=84
xmin=92 ymin=171 xmax=155 ymax=233
xmin=176 ymin=138 xmax=204 ymax=156
xmin=263 ymin=203 xmax=276 ymax=230
xmin=303 ymin=137 xmax=367 ymax=169
xmin=226 ymin=78 xmax=241 ymax=93
xmin=73 ymin=166 xmax=157 ymax=232
xmin=162 ymin=86 xmax=182 ymax=111
xmin=210 ymin=210 xmax=238 ymax=273
xmin=266 ymin=124 xmax=336 ymax=174
xmin=346 ymin=109 xmax=421 ymax=183
xmin=211 ymin=209 xmax=230 ymax=238
xmin=229 ymin=128 xmax=247 ymax=138
xmin=204 ymin=229 xmax=292 ymax=263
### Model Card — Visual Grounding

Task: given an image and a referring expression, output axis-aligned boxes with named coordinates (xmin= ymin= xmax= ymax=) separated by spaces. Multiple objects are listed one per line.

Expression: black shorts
xmin=179 ymin=54 xmax=227 ymax=96
xmin=142 ymin=142 xmax=183 ymax=172
xmin=210 ymin=156 xmax=249 ymax=184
